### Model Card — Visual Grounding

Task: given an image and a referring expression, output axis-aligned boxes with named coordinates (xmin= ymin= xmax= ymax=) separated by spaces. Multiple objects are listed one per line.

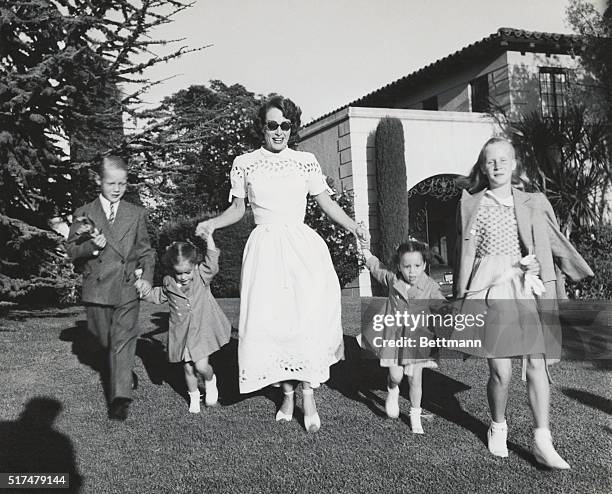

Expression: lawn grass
xmin=0 ymin=299 xmax=610 ymax=493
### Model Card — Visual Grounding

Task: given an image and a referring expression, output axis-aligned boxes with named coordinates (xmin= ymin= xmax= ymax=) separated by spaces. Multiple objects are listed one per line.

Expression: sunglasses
xmin=265 ymin=121 xmax=292 ymax=132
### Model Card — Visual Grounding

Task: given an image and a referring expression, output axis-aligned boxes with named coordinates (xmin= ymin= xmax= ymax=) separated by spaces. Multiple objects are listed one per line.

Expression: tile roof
xmin=304 ymin=28 xmax=582 ymax=128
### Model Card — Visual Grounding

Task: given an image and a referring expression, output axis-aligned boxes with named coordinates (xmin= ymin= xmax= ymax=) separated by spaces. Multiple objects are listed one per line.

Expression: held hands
xmin=195 ymin=219 xmax=216 ymax=240
xmin=355 ymin=222 xmax=370 ymax=250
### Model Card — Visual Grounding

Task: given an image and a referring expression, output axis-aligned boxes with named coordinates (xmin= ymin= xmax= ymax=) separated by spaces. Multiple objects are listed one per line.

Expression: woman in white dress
xmin=195 ymin=96 xmax=369 ymax=432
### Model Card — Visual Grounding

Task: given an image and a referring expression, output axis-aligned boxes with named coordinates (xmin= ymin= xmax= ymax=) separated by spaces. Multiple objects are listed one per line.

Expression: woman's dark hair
xmin=393 ymin=239 xmax=429 ymax=267
xmin=254 ymin=95 xmax=302 ymax=141
xmin=163 ymin=242 xmax=201 ymax=271
xmin=467 ymin=137 xmax=531 ymax=193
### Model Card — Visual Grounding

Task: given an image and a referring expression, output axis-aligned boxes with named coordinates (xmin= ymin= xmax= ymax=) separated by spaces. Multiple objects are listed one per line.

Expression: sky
xmin=139 ymin=0 xmax=602 ymax=123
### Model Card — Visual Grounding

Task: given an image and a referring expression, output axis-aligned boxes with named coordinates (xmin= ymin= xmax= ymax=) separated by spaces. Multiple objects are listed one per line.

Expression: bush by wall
xmin=304 ymin=188 xmax=363 ymax=288
xmin=567 ymin=224 xmax=612 ymax=299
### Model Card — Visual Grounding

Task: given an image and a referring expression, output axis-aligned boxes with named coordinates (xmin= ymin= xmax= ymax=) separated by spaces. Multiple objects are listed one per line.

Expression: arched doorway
xmin=408 ymin=174 xmax=465 ymax=295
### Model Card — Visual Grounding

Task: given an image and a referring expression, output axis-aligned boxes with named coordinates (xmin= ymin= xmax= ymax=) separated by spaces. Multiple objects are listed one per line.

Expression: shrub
xmin=567 ymin=224 xmax=612 ymax=299
xmin=304 ymin=188 xmax=363 ymax=288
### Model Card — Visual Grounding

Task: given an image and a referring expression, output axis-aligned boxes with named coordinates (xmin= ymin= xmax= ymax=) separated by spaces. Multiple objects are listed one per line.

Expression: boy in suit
xmin=66 ymin=156 xmax=155 ymax=421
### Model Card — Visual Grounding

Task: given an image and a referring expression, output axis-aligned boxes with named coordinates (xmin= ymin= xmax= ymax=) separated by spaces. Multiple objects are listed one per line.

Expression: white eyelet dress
xmin=229 ymin=147 xmax=344 ymax=394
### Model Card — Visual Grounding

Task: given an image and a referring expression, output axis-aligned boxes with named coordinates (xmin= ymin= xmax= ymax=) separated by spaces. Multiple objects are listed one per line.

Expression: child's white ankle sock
xmin=491 ymin=419 xmax=507 ymax=431
xmin=204 ymin=374 xmax=218 ymax=406
xmin=188 ymin=390 xmax=201 ymax=413
xmin=410 ymin=407 xmax=424 ymax=434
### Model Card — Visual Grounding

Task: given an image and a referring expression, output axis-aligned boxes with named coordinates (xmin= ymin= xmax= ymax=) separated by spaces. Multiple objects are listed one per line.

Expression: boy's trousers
xmin=86 ymin=299 xmax=139 ymax=401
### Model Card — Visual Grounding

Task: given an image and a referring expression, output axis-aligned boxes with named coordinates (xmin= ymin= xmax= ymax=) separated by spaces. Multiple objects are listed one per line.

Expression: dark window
xmin=422 ymin=95 xmax=438 ymax=110
xmin=470 ymin=75 xmax=489 ymax=112
xmin=539 ymin=68 xmax=568 ymax=118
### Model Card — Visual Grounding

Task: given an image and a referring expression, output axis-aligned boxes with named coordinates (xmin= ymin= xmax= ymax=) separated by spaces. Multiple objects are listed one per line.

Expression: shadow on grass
xmin=0 ymin=397 xmax=83 ymax=493
xmin=209 ymin=336 xmax=281 ymax=410
xmin=140 ymin=312 xmax=278 ymax=409
xmin=329 ymin=336 xmax=540 ymax=466
xmin=561 ymin=387 xmax=612 ymax=415
xmin=59 ymin=321 xmax=109 ymax=404
xmin=3 ymin=308 xmax=81 ymax=321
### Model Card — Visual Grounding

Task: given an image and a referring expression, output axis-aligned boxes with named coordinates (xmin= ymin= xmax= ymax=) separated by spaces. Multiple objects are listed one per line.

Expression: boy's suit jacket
xmin=454 ymin=188 xmax=593 ymax=300
xmin=66 ymin=198 xmax=155 ymax=306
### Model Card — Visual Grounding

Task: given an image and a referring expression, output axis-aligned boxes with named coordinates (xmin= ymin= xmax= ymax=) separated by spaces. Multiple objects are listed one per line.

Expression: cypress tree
xmin=375 ymin=117 xmax=409 ymax=267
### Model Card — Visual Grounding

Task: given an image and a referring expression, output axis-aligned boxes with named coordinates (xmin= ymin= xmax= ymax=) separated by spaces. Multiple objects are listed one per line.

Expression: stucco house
xmin=298 ymin=28 xmax=598 ymax=296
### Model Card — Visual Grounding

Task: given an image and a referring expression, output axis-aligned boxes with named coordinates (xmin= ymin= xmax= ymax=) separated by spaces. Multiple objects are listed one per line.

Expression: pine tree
xmin=133 ymin=81 xmax=264 ymax=217
xmin=0 ymin=0 xmax=202 ymax=304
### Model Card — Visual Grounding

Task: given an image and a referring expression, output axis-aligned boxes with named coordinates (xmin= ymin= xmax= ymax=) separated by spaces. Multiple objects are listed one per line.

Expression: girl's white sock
xmin=204 ymin=374 xmax=218 ymax=406
xmin=410 ymin=407 xmax=424 ymax=434
xmin=188 ymin=390 xmax=201 ymax=413
xmin=491 ymin=419 xmax=507 ymax=431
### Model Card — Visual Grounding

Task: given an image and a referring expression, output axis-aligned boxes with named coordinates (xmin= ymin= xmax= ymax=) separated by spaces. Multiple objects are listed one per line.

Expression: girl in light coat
xmin=141 ymin=236 xmax=231 ymax=413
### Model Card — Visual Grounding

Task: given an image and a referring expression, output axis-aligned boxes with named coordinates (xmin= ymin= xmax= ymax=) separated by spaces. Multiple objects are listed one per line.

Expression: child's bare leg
xmin=408 ymin=365 xmax=425 ymax=433
xmin=385 ymin=366 xmax=403 ymax=419
xmin=194 ymin=357 xmax=213 ymax=381
xmin=184 ymin=362 xmax=198 ymax=392
xmin=387 ymin=366 xmax=403 ymax=389
xmin=525 ymin=355 xmax=549 ymax=429
xmin=527 ymin=355 xmax=569 ymax=468
xmin=194 ymin=357 xmax=218 ymax=406
xmin=487 ymin=358 xmax=512 ymax=422
xmin=184 ymin=362 xmax=201 ymax=413
xmin=486 ymin=358 xmax=512 ymax=456
xmin=407 ymin=365 xmax=423 ymax=409
xmin=527 ymin=355 xmax=550 ymax=429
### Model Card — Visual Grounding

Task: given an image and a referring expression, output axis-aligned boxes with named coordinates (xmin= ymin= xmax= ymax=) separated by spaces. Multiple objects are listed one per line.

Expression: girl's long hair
xmin=466 ymin=137 xmax=532 ymax=194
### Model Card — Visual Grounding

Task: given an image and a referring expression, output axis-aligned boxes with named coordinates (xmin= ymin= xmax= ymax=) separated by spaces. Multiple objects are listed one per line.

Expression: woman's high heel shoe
xmin=302 ymin=388 xmax=321 ymax=433
xmin=275 ymin=390 xmax=294 ymax=422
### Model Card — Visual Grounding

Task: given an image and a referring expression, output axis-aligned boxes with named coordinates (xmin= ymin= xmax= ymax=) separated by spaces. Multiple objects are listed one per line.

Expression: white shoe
xmin=188 ymin=390 xmax=201 ymax=414
xmin=304 ymin=412 xmax=321 ymax=433
xmin=410 ymin=408 xmax=424 ymax=434
xmin=533 ymin=429 xmax=571 ymax=469
xmin=302 ymin=388 xmax=320 ymax=432
xmin=204 ymin=375 xmax=218 ymax=407
xmin=487 ymin=422 xmax=508 ymax=457
xmin=385 ymin=386 xmax=400 ymax=419
xmin=275 ymin=390 xmax=294 ymax=422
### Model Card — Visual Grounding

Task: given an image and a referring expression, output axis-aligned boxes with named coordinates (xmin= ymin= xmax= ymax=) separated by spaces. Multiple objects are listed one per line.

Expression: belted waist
xmin=254 ymin=217 xmax=305 ymax=226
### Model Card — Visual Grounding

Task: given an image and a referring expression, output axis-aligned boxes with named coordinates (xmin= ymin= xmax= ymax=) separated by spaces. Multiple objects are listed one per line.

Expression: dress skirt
xmin=453 ymin=254 xmax=547 ymax=358
xmin=237 ymin=222 xmax=344 ymax=393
